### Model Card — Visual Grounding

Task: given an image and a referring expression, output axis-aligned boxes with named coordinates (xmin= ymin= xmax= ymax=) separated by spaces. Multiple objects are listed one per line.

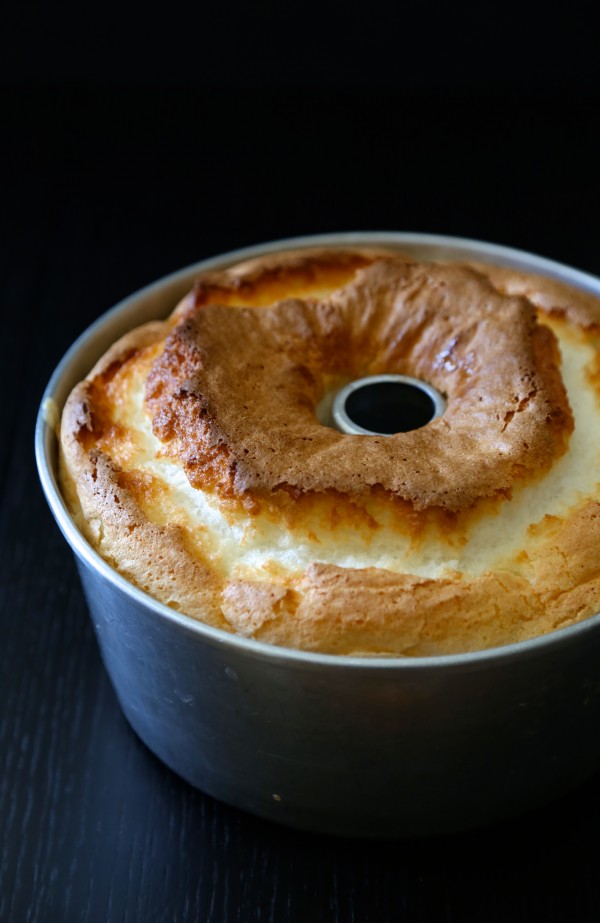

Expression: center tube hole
xmin=332 ymin=375 xmax=445 ymax=436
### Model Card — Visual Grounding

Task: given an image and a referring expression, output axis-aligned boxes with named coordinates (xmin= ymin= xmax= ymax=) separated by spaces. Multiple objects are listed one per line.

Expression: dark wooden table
xmin=3 ymin=84 xmax=600 ymax=922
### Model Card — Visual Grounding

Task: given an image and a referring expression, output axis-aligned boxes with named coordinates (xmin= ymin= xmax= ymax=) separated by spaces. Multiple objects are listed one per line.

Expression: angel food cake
xmin=59 ymin=246 xmax=600 ymax=655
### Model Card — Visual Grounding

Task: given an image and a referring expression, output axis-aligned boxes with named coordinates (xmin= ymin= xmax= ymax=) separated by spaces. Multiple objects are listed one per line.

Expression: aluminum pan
xmin=34 ymin=233 xmax=600 ymax=836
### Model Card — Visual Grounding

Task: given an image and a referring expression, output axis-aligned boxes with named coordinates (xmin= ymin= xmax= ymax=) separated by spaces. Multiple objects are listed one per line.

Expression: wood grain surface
xmin=2 ymin=84 xmax=600 ymax=922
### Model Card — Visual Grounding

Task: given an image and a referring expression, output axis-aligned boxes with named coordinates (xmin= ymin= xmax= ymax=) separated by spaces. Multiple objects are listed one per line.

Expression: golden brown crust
xmin=58 ymin=245 xmax=600 ymax=656
xmin=467 ymin=262 xmax=600 ymax=330
xmin=146 ymin=258 xmax=573 ymax=512
xmin=169 ymin=246 xmax=399 ymax=323
xmin=222 ymin=565 xmax=547 ymax=655
xmin=60 ymin=325 xmax=226 ymax=628
xmin=191 ymin=246 xmax=399 ymax=303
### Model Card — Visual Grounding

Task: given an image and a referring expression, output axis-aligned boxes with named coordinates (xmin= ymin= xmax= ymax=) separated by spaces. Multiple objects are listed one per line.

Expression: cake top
xmin=59 ymin=245 xmax=600 ymax=655
xmin=146 ymin=257 xmax=573 ymax=512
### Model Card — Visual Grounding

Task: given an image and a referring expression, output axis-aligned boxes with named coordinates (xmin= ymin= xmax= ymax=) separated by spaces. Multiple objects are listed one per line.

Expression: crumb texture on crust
xmin=59 ymin=246 xmax=600 ymax=656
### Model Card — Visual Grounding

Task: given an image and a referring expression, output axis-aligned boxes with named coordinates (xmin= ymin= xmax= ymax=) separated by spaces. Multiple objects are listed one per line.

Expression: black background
xmin=3 ymin=2 xmax=600 ymax=920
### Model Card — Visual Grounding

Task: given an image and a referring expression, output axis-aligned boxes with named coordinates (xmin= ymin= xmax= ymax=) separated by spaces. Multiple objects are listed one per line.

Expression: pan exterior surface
xmin=36 ymin=233 xmax=600 ymax=836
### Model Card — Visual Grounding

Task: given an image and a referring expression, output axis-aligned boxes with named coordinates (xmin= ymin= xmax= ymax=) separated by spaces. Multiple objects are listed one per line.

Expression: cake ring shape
xmin=59 ymin=247 xmax=600 ymax=656
xmin=329 ymin=373 xmax=447 ymax=436
xmin=145 ymin=256 xmax=573 ymax=512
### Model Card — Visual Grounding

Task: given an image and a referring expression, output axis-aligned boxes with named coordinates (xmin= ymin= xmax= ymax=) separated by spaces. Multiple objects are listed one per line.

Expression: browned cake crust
xmin=59 ymin=246 xmax=600 ymax=655
xmin=146 ymin=258 xmax=573 ymax=512
xmin=467 ymin=262 xmax=600 ymax=330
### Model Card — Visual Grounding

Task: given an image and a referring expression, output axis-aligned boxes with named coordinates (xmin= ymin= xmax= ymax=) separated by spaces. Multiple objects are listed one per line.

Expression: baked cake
xmin=59 ymin=246 xmax=600 ymax=655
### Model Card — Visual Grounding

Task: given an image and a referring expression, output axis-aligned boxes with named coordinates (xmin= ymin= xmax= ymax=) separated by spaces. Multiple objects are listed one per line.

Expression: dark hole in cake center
xmin=331 ymin=375 xmax=445 ymax=436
